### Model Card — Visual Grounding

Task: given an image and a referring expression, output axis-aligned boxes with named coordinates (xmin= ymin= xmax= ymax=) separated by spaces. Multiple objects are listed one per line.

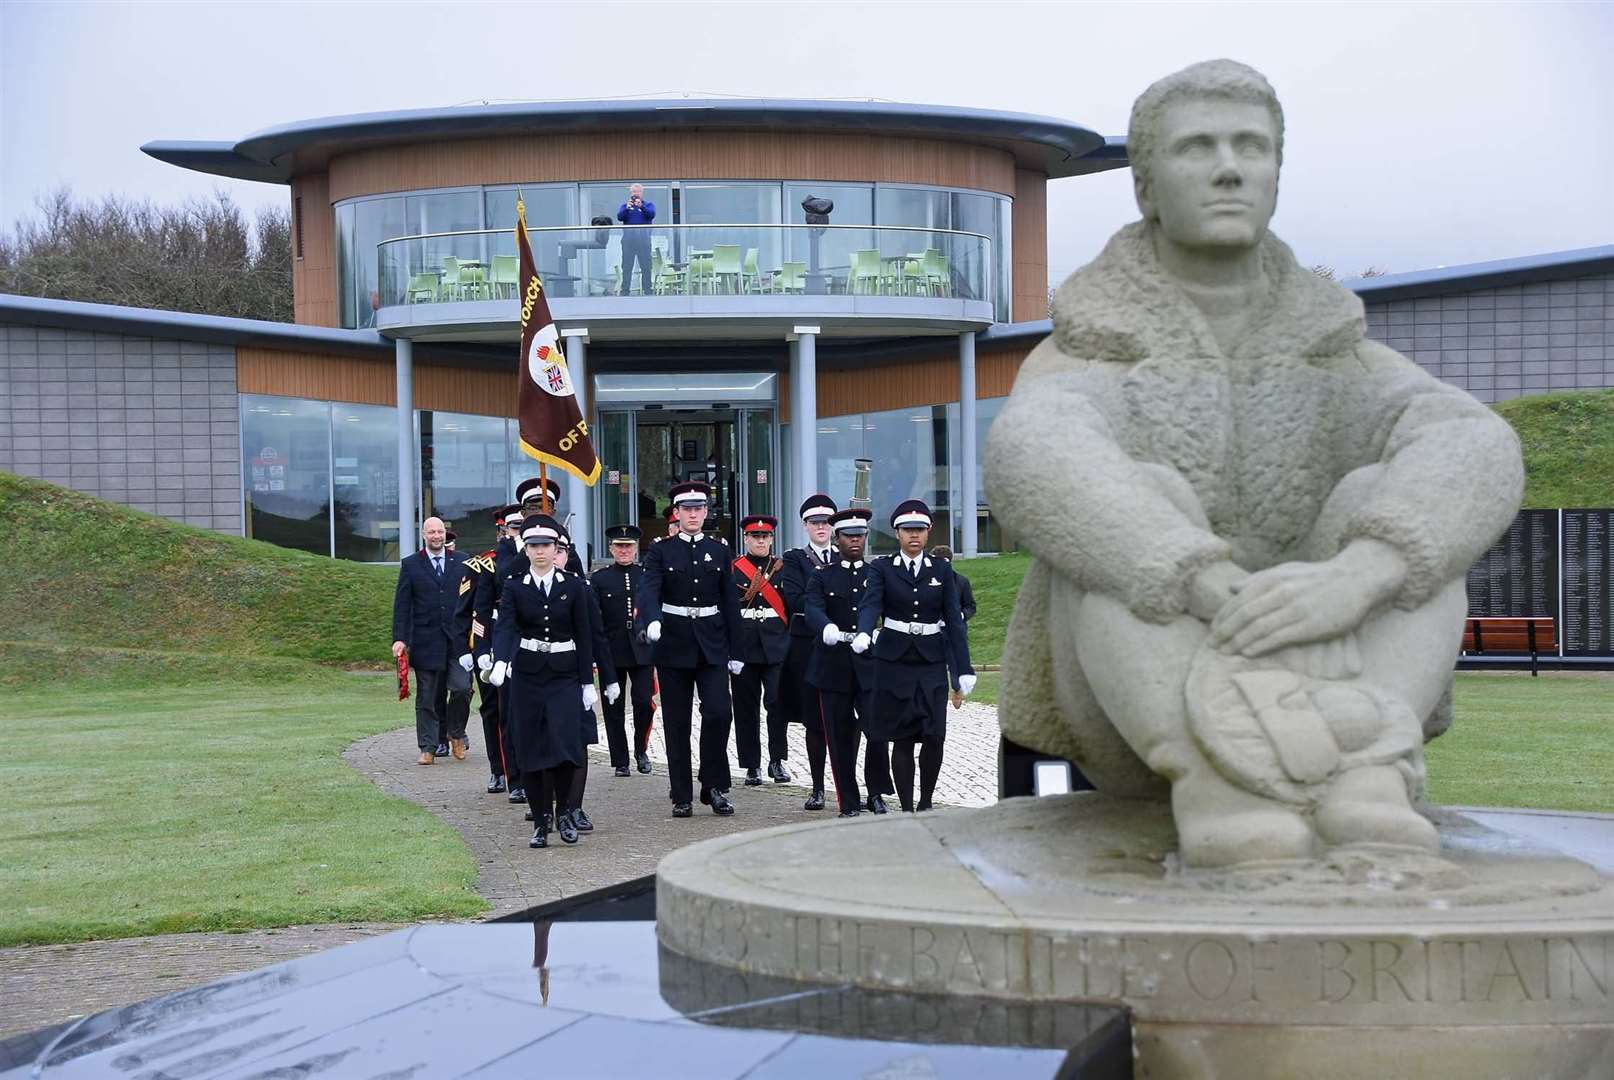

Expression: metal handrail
xmin=378 ymin=222 xmax=993 ymax=249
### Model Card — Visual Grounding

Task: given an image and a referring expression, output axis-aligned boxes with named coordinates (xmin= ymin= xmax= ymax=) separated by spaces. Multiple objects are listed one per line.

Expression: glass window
xmin=951 ymin=191 xmax=995 ymax=308
xmin=876 ymin=185 xmax=951 ymax=262
xmin=863 ymin=405 xmax=949 ymax=554
xmin=580 ymin=182 xmax=672 ymax=297
xmin=345 ymin=196 xmax=406 ymax=329
xmin=996 ymin=197 xmax=1013 ymax=322
xmin=242 ymin=395 xmax=331 ymax=556
xmin=402 ymin=190 xmax=483 ymax=298
xmin=681 ymin=183 xmax=783 ymax=285
xmin=421 ymin=410 xmax=510 ymax=554
xmin=333 ymin=403 xmax=402 ymax=562
xmin=815 ymin=415 xmax=865 ymax=513
xmin=786 ymin=183 xmax=873 ymax=295
xmin=486 ymin=185 xmax=577 ymax=293
xmin=595 ymin=411 xmax=641 ymax=543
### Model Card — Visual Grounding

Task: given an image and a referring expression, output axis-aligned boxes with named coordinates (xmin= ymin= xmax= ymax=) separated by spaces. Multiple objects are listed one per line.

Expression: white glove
xmin=850 ymin=632 xmax=871 ymax=654
xmin=727 ymin=659 xmax=745 ymax=675
xmin=458 ymin=653 xmax=473 ymax=673
xmin=489 ymin=660 xmax=508 ymax=687
xmin=605 ymin=682 xmax=621 ymax=705
xmin=821 ymin=622 xmax=842 ymax=646
xmin=477 ymin=652 xmax=493 ymax=674
xmin=646 ymin=620 xmax=662 ymax=643
xmin=958 ymin=673 xmax=977 ymax=696
xmin=582 ymin=684 xmax=598 ymax=710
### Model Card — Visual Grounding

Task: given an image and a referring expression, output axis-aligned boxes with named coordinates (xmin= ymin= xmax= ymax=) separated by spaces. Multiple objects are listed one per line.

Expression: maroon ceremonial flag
xmin=516 ymin=198 xmax=601 ymax=484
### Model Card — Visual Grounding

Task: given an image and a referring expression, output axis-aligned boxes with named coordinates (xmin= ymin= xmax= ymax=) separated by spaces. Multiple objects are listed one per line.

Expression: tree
xmin=1309 ymin=264 xmax=1389 ymax=282
xmin=0 ymin=188 xmax=293 ymax=322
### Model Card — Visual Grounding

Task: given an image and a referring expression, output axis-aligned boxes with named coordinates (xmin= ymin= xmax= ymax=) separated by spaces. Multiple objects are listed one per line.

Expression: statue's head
xmin=1129 ymin=60 xmax=1284 ymax=255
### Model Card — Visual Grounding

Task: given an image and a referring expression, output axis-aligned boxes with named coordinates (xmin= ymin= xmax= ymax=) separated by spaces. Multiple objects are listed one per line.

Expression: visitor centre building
xmin=1 ymin=100 xmax=1610 ymax=561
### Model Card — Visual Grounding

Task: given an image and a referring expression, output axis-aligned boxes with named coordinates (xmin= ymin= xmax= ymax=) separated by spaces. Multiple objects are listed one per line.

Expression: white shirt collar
xmin=846 ymin=559 xmax=863 ymax=569
xmin=534 ymin=567 xmax=557 ymax=590
xmin=679 ymin=531 xmax=703 ymax=544
xmin=426 ymin=546 xmax=445 ymax=561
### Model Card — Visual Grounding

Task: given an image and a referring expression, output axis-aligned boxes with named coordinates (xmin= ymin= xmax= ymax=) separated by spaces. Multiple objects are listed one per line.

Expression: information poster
xmin=1463 ymin=508 xmax=1559 ymax=621
xmin=1561 ymin=510 xmax=1614 ymax=657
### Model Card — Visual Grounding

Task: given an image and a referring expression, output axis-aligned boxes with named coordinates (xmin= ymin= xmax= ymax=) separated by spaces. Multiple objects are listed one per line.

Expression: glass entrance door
xmin=635 ymin=410 xmax=740 ymax=544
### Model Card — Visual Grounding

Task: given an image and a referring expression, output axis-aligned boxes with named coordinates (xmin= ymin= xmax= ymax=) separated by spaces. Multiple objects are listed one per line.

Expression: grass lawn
xmin=0 ymin=648 xmax=484 ymax=947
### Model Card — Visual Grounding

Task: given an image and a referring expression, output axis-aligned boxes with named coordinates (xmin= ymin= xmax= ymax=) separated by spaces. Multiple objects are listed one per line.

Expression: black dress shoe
xmin=557 ymin=811 xmax=580 ymax=844
xmin=435 ymin=742 xmax=450 ymax=758
xmin=487 ymin=774 xmax=507 ymax=794
xmin=636 ymin=752 xmax=652 ymax=774
xmin=916 ymin=800 xmax=933 ymax=812
xmin=708 ymin=789 xmax=734 ymax=816
xmin=838 ymin=808 xmax=862 ymax=818
xmin=508 ymin=786 xmax=527 ymax=804
xmin=614 ymin=764 xmax=631 ymax=777
xmin=524 ymin=809 xmax=533 ymax=821
xmin=866 ymin=794 xmax=889 ymax=815
xmin=804 ymin=789 xmax=825 ymax=811
xmin=672 ymin=802 xmax=693 ymax=818
xmin=572 ymin=808 xmax=594 ymax=832
xmin=768 ymin=760 xmax=790 ymax=783
xmin=529 ymin=826 xmax=548 ymax=849
xmin=744 ymin=768 xmax=763 ymax=787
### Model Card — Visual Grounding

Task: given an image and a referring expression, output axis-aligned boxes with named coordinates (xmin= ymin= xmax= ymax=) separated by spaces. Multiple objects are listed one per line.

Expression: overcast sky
xmin=2 ymin=1 xmax=1610 ymax=285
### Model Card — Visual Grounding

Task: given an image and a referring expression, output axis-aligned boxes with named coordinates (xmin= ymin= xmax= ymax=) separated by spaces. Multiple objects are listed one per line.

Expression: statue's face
xmin=1137 ymin=98 xmax=1278 ymax=253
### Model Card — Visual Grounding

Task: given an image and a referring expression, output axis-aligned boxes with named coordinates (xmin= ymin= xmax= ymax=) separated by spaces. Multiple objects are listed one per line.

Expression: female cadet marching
xmin=853 ymin=499 xmax=976 ymax=811
xmin=489 ymin=514 xmax=597 ymax=848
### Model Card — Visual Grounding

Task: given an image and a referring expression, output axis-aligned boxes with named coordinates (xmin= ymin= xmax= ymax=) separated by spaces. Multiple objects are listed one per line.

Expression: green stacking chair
xmin=850 ymin=249 xmax=883 ymax=295
xmin=742 ymin=248 xmax=761 ymax=294
xmin=772 ymin=260 xmax=806 ymax=295
xmin=440 ymin=257 xmax=464 ymax=300
xmin=490 ymin=255 xmax=518 ymax=299
xmin=712 ymin=245 xmax=743 ymax=294
xmin=407 ymin=273 xmax=439 ymax=304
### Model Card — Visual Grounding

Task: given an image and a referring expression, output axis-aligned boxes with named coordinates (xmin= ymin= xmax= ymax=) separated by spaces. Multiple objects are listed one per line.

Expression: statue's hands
xmin=1187 ymin=560 xmax=1251 ymax=623
xmin=1207 ymin=540 xmax=1407 ymax=658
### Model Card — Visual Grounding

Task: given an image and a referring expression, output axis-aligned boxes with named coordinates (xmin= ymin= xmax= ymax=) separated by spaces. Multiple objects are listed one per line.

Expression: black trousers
xmin=818 ymin=687 xmax=891 ymax=812
xmin=414 ymin=666 xmax=449 ymax=751
xmin=443 ymin=662 xmax=471 ymax=743
xmin=621 ymin=240 xmax=652 ymax=295
xmin=477 ymin=672 xmax=505 ymax=775
xmin=601 ymin=663 xmax=655 ymax=769
xmin=731 ymin=661 xmax=786 ymax=769
xmin=779 ymin=635 xmax=825 ymax=784
xmin=658 ymin=662 xmax=733 ymax=805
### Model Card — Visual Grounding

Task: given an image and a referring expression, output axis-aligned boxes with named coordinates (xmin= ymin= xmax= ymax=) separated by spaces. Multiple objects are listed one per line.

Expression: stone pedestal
xmin=657 ymin=794 xmax=1614 ymax=1079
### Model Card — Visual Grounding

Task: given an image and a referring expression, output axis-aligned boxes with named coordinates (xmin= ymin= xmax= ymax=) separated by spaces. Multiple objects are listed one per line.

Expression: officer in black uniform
xmin=776 ymin=493 xmax=838 ymax=805
xmin=854 ymin=499 xmax=975 ymax=812
xmin=455 ymin=504 xmax=516 ymax=793
xmin=554 ymin=527 xmax=618 ymax=834
xmin=592 ymin=524 xmax=657 ymax=777
xmin=488 ymin=514 xmax=595 ymax=848
xmin=637 ymin=481 xmax=744 ymax=818
xmin=729 ymin=515 xmax=790 ymax=787
xmin=804 ymin=508 xmax=892 ymax=816
xmin=474 ymin=502 xmax=534 ymax=806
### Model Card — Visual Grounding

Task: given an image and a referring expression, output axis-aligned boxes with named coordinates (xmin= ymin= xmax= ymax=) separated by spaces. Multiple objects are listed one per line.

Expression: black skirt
xmin=507 ymin=667 xmax=586 ymax=772
xmin=871 ymin=658 xmax=948 ymax=742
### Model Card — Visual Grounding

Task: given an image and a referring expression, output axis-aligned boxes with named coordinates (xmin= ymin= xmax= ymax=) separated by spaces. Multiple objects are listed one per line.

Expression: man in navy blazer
xmin=392 ymin=516 xmax=473 ymax=765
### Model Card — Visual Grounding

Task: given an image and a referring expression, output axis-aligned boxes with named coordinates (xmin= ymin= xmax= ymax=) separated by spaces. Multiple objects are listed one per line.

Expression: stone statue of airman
xmin=986 ymin=60 xmax=1524 ymax=870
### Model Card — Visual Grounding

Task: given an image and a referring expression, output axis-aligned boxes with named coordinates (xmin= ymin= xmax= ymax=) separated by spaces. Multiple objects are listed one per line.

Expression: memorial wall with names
xmin=1462 ymin=508 xmax=1614 ymax=657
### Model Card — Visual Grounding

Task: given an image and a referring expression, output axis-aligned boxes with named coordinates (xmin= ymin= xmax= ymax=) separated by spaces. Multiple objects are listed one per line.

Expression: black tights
xmin=567 ymin=758 xmax=588 ymax=811
xmin=890 ymin=736 xmax=944 ymax=812
xmin=524 ymin=763 xmax=577 ymax=827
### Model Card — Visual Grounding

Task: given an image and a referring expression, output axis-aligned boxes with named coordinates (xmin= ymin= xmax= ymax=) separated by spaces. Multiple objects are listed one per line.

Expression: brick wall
xmin=0 ymin=323 xmax=242 ymax=533
xmin=1363 ymin=270 xmax=1614 ymax=404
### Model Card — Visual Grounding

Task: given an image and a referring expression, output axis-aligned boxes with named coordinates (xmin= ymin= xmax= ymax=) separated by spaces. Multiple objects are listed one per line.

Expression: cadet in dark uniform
xmin=804 ymin=508 xmax=892 ymax=816
xmin=554 ymin=529 xmax=618 ymax=834
xmin=854 ymin=499 xmax=975 ymax=812
xmin=516 ymin=475 xmax=562 ymax=517
xmin=455 ymin=505 xmax=515 ymax=792
xmin=489 ymin=514 xmax=595 ymax=848
xmin=776 ymin=493 xmax=838 ymax=805
xmin=474 ymin=504 xmax=532 ymax=805
xmin=592 ymin=525 xmax=657 ymax=776
xmin=637 ymin=481 xmax=744 ymax=817
xmin=729 ymin=515 xmax=790 ymax=786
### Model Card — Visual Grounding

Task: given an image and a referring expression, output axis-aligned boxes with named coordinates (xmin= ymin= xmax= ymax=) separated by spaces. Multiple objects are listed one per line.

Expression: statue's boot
xmin=1152 ymin=743 xmax=1315 ymax=869
xmin=1314 ymin=763 xmax=1439 ymax=853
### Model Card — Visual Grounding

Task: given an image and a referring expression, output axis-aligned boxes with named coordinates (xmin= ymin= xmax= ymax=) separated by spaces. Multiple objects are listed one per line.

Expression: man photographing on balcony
xmin=616 ymin=184 xmax=656 ymax=296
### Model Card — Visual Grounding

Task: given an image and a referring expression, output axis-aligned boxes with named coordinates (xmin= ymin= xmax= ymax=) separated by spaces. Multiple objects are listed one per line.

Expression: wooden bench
xmin=1461 ymin=616 xmax=1556 ymax=676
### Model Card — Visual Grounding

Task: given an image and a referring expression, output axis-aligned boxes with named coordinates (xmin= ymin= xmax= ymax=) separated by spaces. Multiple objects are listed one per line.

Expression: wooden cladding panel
xmin=290 ymin=174 xmax=338 ymax=328
xmin=328 ymin=133 xmax=1017 ymax=202
xmin=1011 ymin=169 xmax=1049 ymax=323
xmin=816 ymin=340 xmax=1035 ymax=417
xmin=237 ymin=347 xmax=516 ymax=416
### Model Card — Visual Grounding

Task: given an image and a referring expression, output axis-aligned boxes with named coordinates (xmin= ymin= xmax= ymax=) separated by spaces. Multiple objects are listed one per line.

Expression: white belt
xmin=741 ymin=608 xmax=780 ymax=621
xmin=519 ymin=637 xmax=577 ymax=653
xmin=663 ymin=604 xmax=719 ymax=618
xmin=883 ymin=619 xmax=943 ymax=636
xmin=831 ymin=631 xmax=859 ymax=645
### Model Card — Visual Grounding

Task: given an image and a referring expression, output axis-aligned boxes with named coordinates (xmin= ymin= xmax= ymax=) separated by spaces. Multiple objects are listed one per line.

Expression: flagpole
xmin=539 ymin=460 xmax=550 ymax=515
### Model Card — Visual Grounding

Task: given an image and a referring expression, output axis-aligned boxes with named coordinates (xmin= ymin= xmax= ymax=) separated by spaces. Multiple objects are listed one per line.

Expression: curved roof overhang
xmin=142 ymin=99 xmax=1128 ymax=184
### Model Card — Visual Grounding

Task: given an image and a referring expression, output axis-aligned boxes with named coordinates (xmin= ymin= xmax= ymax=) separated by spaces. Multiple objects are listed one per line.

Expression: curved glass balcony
xmin=374 ymin=224 xmax=992 ymax=336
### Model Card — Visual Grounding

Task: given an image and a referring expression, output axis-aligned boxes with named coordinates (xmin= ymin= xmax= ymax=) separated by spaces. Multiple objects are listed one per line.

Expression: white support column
xmin=562 ymin=328 xmax=591 ymax=563
xmin=395 ymin=337 xmax=417 ymax=556
xmin=787 ymin=336 xmax=801 ymax=540
xmin=959 ymin=330 xmax=979 ymax=558
xmin=791 ymin=326 xmax=818 ymax=546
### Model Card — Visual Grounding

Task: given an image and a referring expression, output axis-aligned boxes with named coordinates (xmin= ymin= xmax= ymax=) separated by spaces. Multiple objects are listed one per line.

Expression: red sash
xmin=734 ymin=557 xmax=788 ymax=623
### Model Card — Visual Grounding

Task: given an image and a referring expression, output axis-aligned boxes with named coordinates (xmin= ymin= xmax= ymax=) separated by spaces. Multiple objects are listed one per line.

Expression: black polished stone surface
xmin=2 ymin=882 xmax=1129 ymax=1079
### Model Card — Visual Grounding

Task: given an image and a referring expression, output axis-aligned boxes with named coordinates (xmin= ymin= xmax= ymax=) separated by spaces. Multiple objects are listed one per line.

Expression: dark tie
xmin=432 ymin=557 xmax=442 ymax=577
